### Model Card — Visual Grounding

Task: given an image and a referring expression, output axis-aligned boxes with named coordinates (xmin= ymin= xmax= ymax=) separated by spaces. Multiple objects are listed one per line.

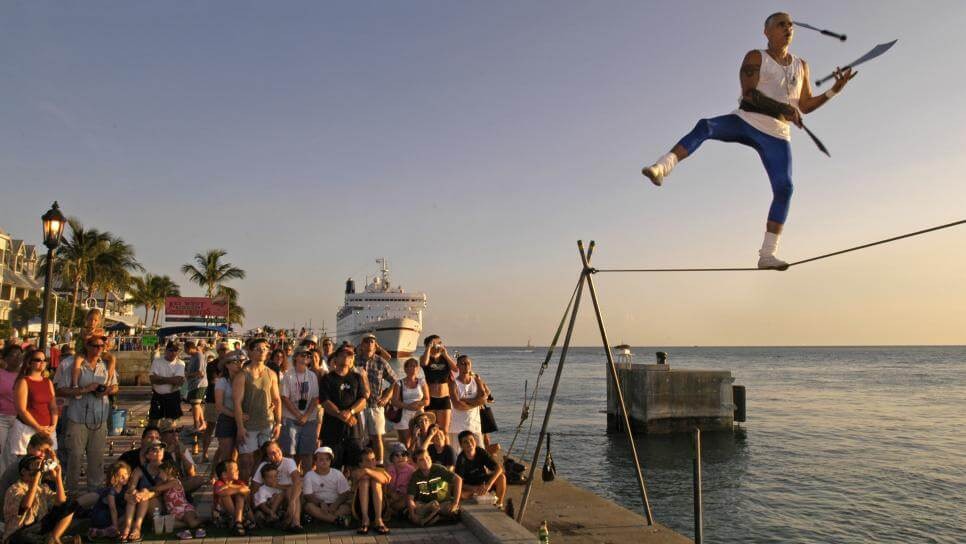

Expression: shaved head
xmin=765 ymin=12 xmax=791 ymax=28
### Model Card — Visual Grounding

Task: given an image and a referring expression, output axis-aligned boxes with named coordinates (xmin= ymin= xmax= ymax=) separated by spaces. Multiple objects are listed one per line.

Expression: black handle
xmin=820 ymin=29 xmax=847 ymax=41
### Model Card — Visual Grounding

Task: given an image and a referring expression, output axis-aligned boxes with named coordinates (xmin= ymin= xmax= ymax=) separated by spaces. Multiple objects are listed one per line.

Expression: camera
xmin=94 ymin=384 xmax=107 ymax=394
xmin=41 ymin=458 xmax=58 ymax=473
xmin=297 ymin=399 xmax=308 ymax=411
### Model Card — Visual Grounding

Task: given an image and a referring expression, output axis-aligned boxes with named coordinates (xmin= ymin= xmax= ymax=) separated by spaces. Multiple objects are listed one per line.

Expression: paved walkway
xmin=106 ymin=389 xmax=484 ymax=544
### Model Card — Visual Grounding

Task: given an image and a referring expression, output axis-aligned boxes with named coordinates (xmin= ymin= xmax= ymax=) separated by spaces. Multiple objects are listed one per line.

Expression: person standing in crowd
xmin=3 ymin=349 xmax=56 ymax=470
xmin=63 ymin=330 xmax=118 ymax=495
xmin=318 ymin=345 xmax=366 ymax=470
xmin=280 ymin=347 xmax=321 ymax=472
xmin=251 ymin=441 xmax=303 ymax=532
xmin=419 ymin=335 xmax=458 ymax=439
xmin=299 ymin=335 xmax=318 ymax=352
xmin=0 ymin=344 xmax=23 ymax=467
xmin=149 ymin=341 xmax=185 ymax=424
xmin=309 ymin=348 xmax=328 ymax=376
xmin=268 ymin=348 xmax=287 ymax=378
xmin=391 ymin=357 xmax=429 ymax=446
xmin=211 ymin=351 xmax=243 ymax=478
xmin=352 ymin=447 xmax=391 ymax=535
xmin=357 ymin=334 xmax=396 ymax=464
xmin=200 ymin=342 xmax=229 ymax=462
xmin=319 ymin=338 xmax=335 ymax=366
xmin=183 ymin=341 xmax=208 ymax=434
xmin=455 ymin=431 xmax=506 ymax=509
xmin=301 ymin=446 xmax=351 ymax=527
xmin=233 ymin=337 xmax=282 ymax=482
xmin=449 ymin=355 xmax=488 ymax=447
xmin=3 ymin=455 xmax=78 ymax=544
xmin=406 ymin=448 xmax=462 ymax=527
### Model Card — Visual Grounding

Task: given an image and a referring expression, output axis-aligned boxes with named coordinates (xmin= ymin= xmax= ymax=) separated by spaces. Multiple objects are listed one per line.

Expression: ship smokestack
xmin=345 ymin=278 xmax=356 ymax=294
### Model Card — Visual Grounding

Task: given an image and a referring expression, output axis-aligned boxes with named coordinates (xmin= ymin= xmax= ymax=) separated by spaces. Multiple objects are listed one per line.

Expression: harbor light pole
xmin=39 ymin=201 xmax=66 ymax=352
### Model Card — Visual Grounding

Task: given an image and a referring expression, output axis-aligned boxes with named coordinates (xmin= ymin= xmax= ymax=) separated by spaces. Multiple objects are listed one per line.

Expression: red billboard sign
xmin=164 ymin=297 xmax=228 ymax=318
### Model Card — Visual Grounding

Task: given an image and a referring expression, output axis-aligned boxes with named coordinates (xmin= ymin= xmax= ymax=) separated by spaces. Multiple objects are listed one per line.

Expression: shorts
xmin=8 ymin=501 xmax=81 ymax=544
xmin=237 ymin=426 xmax=273 ymax=454
xmin=280 ymin=418 xmax=318 ymax=456
xmin=149 ymin=391 xmax=183 ymax=420
xmin=364 ymin=406 xmax=386 ymax=436
xmin=185 ymin=387 xmax=207 ymax=405
xmin=428 ymin=396 xmax=451 ymax=411
xmin=4 ymin=418 xmax=58 ymax=461
xmin=214 ymin=415 xmax=238 ymax=439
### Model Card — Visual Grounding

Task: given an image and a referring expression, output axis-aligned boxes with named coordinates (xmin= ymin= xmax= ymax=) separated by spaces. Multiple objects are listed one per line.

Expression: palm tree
xmin=215 ymin=285 xmax=245 ymax=327
xmin=91 ymin=236 xmax=143 ymax=310
xmin=148 ymin=275 xmax=181 ymax=327
xmin=50 ymin=219 xmax=111 ymax=329
xmin=181 ymin=249 xmax=246 ymax=297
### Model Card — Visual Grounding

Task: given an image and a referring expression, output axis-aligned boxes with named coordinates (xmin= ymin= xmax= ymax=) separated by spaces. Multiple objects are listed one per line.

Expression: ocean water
xmin=446 ymin=346 xmax=966 ymax=544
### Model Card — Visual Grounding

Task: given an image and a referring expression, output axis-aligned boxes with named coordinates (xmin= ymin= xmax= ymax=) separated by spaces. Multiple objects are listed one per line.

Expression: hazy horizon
xmin=3 ymin=1 xmax=965 ymax=346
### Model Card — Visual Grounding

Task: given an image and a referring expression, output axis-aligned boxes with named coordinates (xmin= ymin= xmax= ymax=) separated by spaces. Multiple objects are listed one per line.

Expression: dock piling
xmin=693 ymin=428 xmax=704 ymax=544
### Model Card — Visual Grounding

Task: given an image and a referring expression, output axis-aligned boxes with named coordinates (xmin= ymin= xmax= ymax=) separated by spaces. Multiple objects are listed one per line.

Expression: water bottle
xmin=538 ymin=520 xmax=550 ymax=543
xmin=152 ymin=507 xmax=163 ymax=535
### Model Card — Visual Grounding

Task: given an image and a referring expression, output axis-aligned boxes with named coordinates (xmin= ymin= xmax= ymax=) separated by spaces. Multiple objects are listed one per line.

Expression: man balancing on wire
xmin=642 ymin=12 xmax=857 ymax=270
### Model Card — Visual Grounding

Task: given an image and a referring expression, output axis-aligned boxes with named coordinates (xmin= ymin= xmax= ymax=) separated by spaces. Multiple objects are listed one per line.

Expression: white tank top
xmin=735 ymin=50 xmax=804 ymax=141
xmin=401 ymin=377 xmax=425 ymax=404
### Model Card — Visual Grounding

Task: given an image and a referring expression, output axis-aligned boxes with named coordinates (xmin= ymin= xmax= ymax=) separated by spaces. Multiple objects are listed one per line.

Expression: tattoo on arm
xmin=741 ymin=63 xmax=759 ymax=78
xmin=745 ymin=89 xmax=796 ymax=120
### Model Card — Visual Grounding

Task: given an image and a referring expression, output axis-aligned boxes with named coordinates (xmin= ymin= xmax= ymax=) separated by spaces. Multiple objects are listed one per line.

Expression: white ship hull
xmin=338 ymin=316 xmax=422 ymax=359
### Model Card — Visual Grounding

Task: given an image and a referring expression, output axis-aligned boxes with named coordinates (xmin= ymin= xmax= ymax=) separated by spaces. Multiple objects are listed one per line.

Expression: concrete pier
xmin=606 ymin=361 xmax=738 ymax=434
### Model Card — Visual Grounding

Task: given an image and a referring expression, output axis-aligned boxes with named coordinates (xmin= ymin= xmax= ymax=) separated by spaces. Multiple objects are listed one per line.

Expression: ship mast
xmin=376 ymin=257 xmax=390 ymax=290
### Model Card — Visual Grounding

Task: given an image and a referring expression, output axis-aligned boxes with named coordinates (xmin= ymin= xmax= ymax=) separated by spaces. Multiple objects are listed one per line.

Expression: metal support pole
xmin=516 ymin=241 xmax=593 ymax=523
xmin=693 ymin=428 xmax=703 ymax=544
xmin=579 ymin=241 xmax=655 ymax=525
xmin=39 ymin=247 xmax=55 ymax=353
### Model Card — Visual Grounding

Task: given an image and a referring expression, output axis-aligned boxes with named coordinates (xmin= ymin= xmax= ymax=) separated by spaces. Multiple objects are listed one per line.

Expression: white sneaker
xmin=757 ymin=254 xmax=789 ymax=270
xmin=642 ymin=164 xmax=664 ymax=186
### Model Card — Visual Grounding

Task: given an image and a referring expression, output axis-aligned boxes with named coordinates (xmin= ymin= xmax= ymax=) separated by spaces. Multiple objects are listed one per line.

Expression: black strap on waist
xmin=738 ymin=100 xmax=785 ymax=121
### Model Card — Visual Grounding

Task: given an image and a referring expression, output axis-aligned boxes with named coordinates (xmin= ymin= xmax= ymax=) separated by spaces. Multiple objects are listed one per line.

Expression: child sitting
xmin=302 ymin=446 xmax=351 ymax=526
xmin=253 ymin=464 xmax=286 ymax=526
xmin=90 ymin=461 xmax=131 ymax=539
xmin=212 ymin=460 xmax=252 ymax=536
xmin=157 ymin=461 xmax=205 ymax=540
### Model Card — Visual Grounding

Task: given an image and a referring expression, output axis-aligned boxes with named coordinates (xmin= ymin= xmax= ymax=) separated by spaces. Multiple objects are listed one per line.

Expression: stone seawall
xmin=114 ymin=350 xmax=155 ymax=385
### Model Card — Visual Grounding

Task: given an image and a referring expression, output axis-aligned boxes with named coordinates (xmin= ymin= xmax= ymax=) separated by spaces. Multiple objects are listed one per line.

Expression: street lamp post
xmin=39 ymin=202 xmax=66 ymax=353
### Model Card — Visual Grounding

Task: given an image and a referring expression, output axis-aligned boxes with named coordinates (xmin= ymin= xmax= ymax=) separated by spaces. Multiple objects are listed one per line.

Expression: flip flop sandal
xmin=376 ymin=525 xmax=390 ymax=535
xmin=356 ymin=525 xmax=369 ymax=535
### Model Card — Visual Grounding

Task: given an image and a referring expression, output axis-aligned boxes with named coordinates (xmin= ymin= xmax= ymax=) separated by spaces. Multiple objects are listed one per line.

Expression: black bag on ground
xmin=480 ymin=404 xmax=498 ymax=434
xmin=503 ymin=455 xmax=529 ymax=484
xmin=542 ymin=433 xmax=557 ymax=482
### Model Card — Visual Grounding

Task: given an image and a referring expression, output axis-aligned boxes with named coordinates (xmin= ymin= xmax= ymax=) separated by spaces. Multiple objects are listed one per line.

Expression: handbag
xmin=385 ymin=380 xmax=403 ymax=423
xmin=480 ymin=404 xmax=498 ymax=434
xmin=542 ymin=433 xmax=557 ymax=482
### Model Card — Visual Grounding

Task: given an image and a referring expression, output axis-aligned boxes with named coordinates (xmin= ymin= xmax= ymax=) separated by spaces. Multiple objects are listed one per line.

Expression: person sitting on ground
xmin=455 ymin=431 xmax=506 ymax=509
xmin=118 ymin=426 xmax=175 ymax=472
xmin=351 ymin=447 xmax=391 ymax=535
xmin=391 ymin=357 xmax=429 ymax=447
xmin=0 ymin=432 xmax=57 ymax=511
xmin=406 ymin=411 xmax=436 ymax=453
xmin=251 ymin=440 xmax=302 ymax=532
xmin=301 ymin=447 xmax=351 ymax=527
xmin=123 ymin=440 xmax=178 ymax=542
xmin=253 ymin=464 xmax=285 ymax=527
xmin=212 ymin=460 xmax=251 ymax=536
xmin=157 ymin=419 xmax=207 ymax=497
xmin=317 ymin=344 xmax=366 ymax=469
xmin=384 ymin=443 xmax=416 ymax=520
xmin=406 ymin=448 xmax=462 ymax=527
xmin=279 ymin=347 xmax=321 ymax=472
xmin=233 ymin=337 xmax=282 ymax=482
xmin=156 ymin=461 xmax=205 ymax=540
xmin=2 ymin=455 xmax=79 ymax=544
xmin=89 ymin=461 xmax=131 ymax=539
xmin=149 ymin=341 xmax=185 ymax=424
xmin=427 ymin=425 xmax=455 ymax=471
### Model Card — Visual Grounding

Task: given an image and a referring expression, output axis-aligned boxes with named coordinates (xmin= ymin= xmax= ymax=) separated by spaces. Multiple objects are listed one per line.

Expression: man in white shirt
xmin=251 ymin=440 xmax=302 ymax=532
xmin=149 ymin=341 xmax=186 ymax=423
xmin=302 ymin=447 xmax=351 ymax=526
xmin=280 ymin=348 xmax=321 ymax=471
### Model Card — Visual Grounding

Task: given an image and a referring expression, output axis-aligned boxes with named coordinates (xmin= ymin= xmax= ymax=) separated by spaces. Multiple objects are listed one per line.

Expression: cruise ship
xmin=336 ymin=258 xmax=427 ymax=359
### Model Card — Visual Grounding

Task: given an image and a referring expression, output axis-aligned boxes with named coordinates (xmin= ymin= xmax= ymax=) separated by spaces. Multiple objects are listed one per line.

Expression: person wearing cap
xmin=122 ymin=440 xmax=172 ymax=542
xmin=299 ymin=335 xmax=318 ymax=351
xmin=406 ymin=448 xmax=462 ymax=526
xmin=302 ymin=446 xmax=351 ymax=526
xmin=210 ymin=350 xmax=243 ymax=478
xmin=233 ymin=337 xmax=282 ymax=482
xmin=62 ymin=329 xmax=118 ymax=495
xmin=406 ymin=411 xmax=437 ymax=453
xmin=357 ymin=333 xmax=397 ymax=465
xmin=251 ymin=440 xmax=303 ymax=531
xmin=318 ymin=344 xmax=367 ymax=470
xmin=384 ymin=443 xmax=416 ymax=519
xmin=2 ymin=454 xmax=77 ymax=544
xmin=182 ymin=341 xmax=209 ymax=435
xmin=157 ymin=419 xmax=206 ymax=496
xmin=280 ymin=347 xmax=321 ymax=471
xmin=149 ymin=341 xmax=186 ymax=424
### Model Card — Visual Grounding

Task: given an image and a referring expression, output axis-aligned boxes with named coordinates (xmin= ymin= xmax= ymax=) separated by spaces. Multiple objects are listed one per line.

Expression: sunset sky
xmin=3 ymin=1 xmax=965 ymax=345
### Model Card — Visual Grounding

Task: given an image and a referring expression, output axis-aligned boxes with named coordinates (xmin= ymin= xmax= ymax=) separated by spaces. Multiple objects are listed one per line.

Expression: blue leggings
xmin=677 ymin=114 xmax=793 ymax=224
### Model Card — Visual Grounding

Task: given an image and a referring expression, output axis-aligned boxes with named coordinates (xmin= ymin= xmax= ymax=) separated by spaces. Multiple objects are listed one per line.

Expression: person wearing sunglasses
xmin=1 ymin=349 xmax=57 ymax=472
xmin=63 ymin=330 xmax=118 ymax=496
